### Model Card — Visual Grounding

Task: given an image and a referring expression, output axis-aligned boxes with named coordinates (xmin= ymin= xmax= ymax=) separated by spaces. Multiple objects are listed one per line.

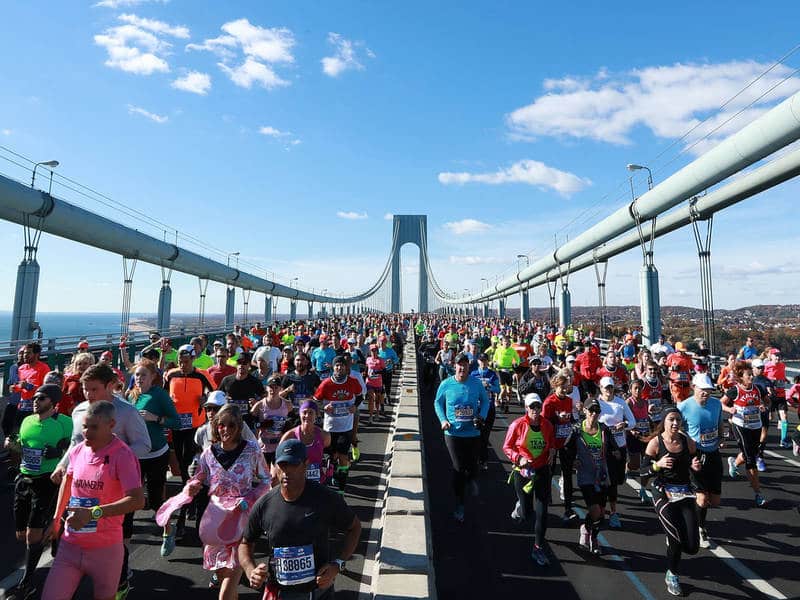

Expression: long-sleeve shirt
xmin=59 ymin=395 xmax=151 ymax=469
xmin=434 ymin=376 xmax=490 ymax=438
xmin=503 ymin=417 xmax=554 ymax=471
xmin=598 ymin=396 xmax=636 ymax=449
xmin=469 ymin=367 xmax=500 ymax=396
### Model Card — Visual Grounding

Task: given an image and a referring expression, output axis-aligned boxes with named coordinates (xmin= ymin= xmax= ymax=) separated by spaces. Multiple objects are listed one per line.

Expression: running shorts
xmin=327 ymin=430 xmax=352 ymax=456
xmin=498 ymin=370 xmax=513 ymax=386
xmin=732 ymin=424 xmax=760 ymax=470
xmin=690 ymin=450 xmax=722 ymax=495
xmin=14 ymin=473 xmax=58 ymax=531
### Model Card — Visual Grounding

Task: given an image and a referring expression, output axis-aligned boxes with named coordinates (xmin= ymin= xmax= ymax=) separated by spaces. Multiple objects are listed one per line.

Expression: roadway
xmin=419 ymin=375 xmax=800 ymax=600
xmin=0 ymin=386 xmax=398 ymax=599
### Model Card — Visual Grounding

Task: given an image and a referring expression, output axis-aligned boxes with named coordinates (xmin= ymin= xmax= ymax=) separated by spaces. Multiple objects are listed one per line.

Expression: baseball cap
xmin=523 ymin=393 xmax=543 ymax=408
xmin=78 ymin=340 xmax=90 ymax=350
xmin=205 ymin=390 xmax=227 ymax=407
xmin=599 ymin=376 xmax=615 ymax=388
xmin=275 ymin=439 xmax=307 ymax=465
xmin=178 ymin=344 xmax=195 ymax=357
xmin=692 ymin=373 xmax=715 ymax=390
xmin=477 ymin=352 xmax=489 ymax=361
xmin=565 ymin=355 xmax=576 ymax=363
xmin=529 ymin=356 xmax=542 ymax=365
xmin=34 ymin=383 xmax=62 ymax=404
xmin=675 ymin=341 xmax=686 ymax=351
xmin=213 ymin=340 xmax=224 ymax=347
xmin=454 ymin=352 xmax=471 ymax=364
xmin=751 ymin=358 xmax=764 ymax=368
xmin=100 ymin=350 xmax=113 ymax=361
xmin=585 ymin=399 xmax=602 ymax=413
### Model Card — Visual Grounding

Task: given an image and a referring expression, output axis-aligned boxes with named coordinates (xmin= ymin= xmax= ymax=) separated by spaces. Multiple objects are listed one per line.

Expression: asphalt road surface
xmin=419 ymin=374 xmax=800 ymax=600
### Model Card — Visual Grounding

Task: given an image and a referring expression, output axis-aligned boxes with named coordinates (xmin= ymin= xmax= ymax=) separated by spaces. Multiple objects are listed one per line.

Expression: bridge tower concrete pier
xmin=520 ymin=287 xmax=530 ymax=321
xmin=390 ymin=215 xmax=429 ymax=313
xmin=498 ymin=298 xmax=506 ymax=318
xmin=264 ymin=296 xmax=272 ymax=323
xmin=11 ymin=256 xmax=40 ymax=343
xmin=290 ymin=300 xmax=297 ymax=321
xmin=640 ymin=264 xmax=661 ymax=346
xmin=308 ymin=301 xmax=313 ymax=320
xmin=157 ymin=278 xmax=172 ymax=333
xmin=225 ymin=287 xmax=235 ymax=329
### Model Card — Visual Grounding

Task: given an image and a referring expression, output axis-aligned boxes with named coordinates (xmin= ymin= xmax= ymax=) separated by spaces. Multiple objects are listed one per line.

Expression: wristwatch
xmin=333 ymin=559 xmax=346 ymax=573
xmin=90 ymin=505 xmax=104 ymax=520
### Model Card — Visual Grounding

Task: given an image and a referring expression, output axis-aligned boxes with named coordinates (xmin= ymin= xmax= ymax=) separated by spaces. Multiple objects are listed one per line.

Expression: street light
xmin=627 ymin=163 xmax=653 ymax=191
xmin=31 ymin=160 xmax=59 ymax=193
xmin=226 ymin=251 xmax=240 ymax=268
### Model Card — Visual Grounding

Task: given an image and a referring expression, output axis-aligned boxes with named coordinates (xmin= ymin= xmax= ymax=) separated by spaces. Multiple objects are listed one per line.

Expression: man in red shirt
xmin=206 ymin=347 xmax=235 ymax=388
xmin=665 ymin=342 xmax=694 ymax=403
xmin=13 ymin=343 xmax=51 ymax=421
xmin=542 ymin=373 xmax=579 ymax=523
xmin=596 ymin=350 xmax=629 ymax=395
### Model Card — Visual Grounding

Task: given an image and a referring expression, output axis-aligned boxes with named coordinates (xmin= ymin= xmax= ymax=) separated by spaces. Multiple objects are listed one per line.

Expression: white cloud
xmin=448 ymin=256 xmax=505 ymax=265
xmin=438 ymin=159 xmax=591 ymax=196
xmin=336 ymin=211 xmax=368 ymax=220
xmin=443 ymin=219 xmax=491 ymax=235
xmin=321 ymin=32 xmax=373 ymax=78
xmin=94 ymin=14 xmax=189 ymax=75
xmin=94 ymin=0 xmax=167 ymax=8
xmin=507 ymin=61 xmax=800 ymax=152
xmin=118 ymin=14 xmax=189 ymax=38
xmin=171 ymin=71 xmax=211 ymax=95
xmin=188 ymin=19 xmax=295 ymax=90
xmin=1 ymin=129 xmax=11 ymax=136
xmin=384 ymin=213 xmax=393 ymax=220
xmin=127 ymin=104 xmax=168 ymax=123
xmin=259 ymin=126 xmax=288 ymax=137
xmin=218 ymin=57 xmax=289 ymax=90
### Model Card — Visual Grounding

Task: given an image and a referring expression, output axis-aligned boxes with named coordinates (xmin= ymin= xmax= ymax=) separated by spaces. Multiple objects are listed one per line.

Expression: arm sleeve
xmin=433 ymin=381 xmax=448 ymax=424
xmin=622 ymin=401 xmax=637 ymax=430
xmin=502 ymin=420 xmax=521 ymax=464
xmin=488 ymin=372 xmax=501 ymax=395
xmin=477 ymin=382 xmax=490 ymax=420
xmin=124 ymin=404 xmax=152 ymax=458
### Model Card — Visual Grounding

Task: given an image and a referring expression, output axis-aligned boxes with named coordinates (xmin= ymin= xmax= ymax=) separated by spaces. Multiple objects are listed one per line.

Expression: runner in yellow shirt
xmin=492 ymin=336 xmax=520 ymax=413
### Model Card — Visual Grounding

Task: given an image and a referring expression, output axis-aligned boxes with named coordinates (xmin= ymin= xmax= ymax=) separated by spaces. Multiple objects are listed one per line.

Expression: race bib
xmin=178 ymin=412 xmax=194 ymax=430
xmin=635 ymin=420 xmax=650 ymax=434
xmin=266 ymin=416 xmax=286 ymax=435
xmin=21 ymin=447 xmax=43 ymax=473
xmin=556 ymin=423 xmax=572 ymax=438
xmin=664 ymin=484 xmax=695 ymax=503
xmin=232 ymin=398 xmax=251 ymax=413
xmin=613 ymin=430 xmax=626 ymax=447
xmin=333 ymin=402 xmax=352 ymax=417
xmin=306 ymin=463 xmax=321 ymax=482
xmin=454 ymin=405 xmax=474 ymax=423
xmin=699 ymin=427 xmax=718 ymax=446
xmin=741 ymin=406 xmax=761 ymax=426
xmin=67 ymin=497 xmax=100 ymax=533
xmin=273 ymin=545 xmax=316 ymax=586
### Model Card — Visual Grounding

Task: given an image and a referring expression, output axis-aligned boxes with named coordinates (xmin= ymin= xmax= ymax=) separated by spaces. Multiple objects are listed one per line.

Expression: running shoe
xmin=608 ymin=512 xmax=622 ymax=529
xmin=511 ymin=501 xmax=524 ymax=523
xmin=756 ymin=456 xmax=766 ymax=472
xmin=665 ymin=570 xmax=682 ymax=596
xmin=578 ymin=524 xmax=590 ymax=550
xmin=351 ymin=446 xmax=361 ymax=462
xmin=793 ymin=439 xmax=800 ymax=457
xmin=562 ymin=508 xmax=578 ymax=523
xmin=755 ymin=493 xmax=767 ymax=507
xmin=639 ymin=487 xmax=649 ymax=504
xmin=453 ymin=505 xmax=465 ymax=523
xmin=531 ymin=545 xmax=550 ymax=566
xmin=779 ymin=440 xmax=792 ymax=449
xmin=589 ymin=536 xmax=601 ymax=556
xmin=558 ymin=475 xmax=565 ymax=500
xmin=727 ymin=456 xmax=739 ymax=479
xmin=115 ymin=581 xmax=131 ymax=600
xmin=698 ymin=527 xmax=710 ymax=549
xmin=468 ymin=478 xmax=480 ymax=497
xmin=161 ymin=531 xmax=176 ymax=557
xmin=209 ymin=573 xmax=220 ymax=588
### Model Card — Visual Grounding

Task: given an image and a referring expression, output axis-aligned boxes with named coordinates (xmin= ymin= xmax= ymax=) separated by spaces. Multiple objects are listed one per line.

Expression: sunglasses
xmin=205 ymin=406 xmax=220 ymax=412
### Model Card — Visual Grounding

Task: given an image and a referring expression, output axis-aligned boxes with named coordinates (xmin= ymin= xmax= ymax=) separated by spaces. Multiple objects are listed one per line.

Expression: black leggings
xmin=443 ymin=435 xmax=480 ymax=504
xmin=140 ymin=451 xmax=170 ymax=514
xmin=556 ymin=447 xmax=575 ymax=510
xmin=512 ymin=467 xmax=551 ymax=547
xmin=172 ymin=428 xmax=198 ymax=482
xmin=732 ymin=424 xmax=760 ymax=470
xmin=653 ymin=493 xmax=699 ymax=574
xmin=479 ymin=404 xmax=496 ymax=463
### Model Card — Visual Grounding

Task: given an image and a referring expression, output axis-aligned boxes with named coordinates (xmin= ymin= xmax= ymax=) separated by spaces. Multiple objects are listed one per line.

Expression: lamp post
xmin=517 ymin=254 xmax=530 ymax=321
xmin=627 ymin=163 xmax=653 ymax=191
xmin=480 ymin=277 xmax=489 ymax=318
xmin=31 ymin=160 xmax=59 ymax=194
xmin=226 ymin=251 xmax=240 ymax=269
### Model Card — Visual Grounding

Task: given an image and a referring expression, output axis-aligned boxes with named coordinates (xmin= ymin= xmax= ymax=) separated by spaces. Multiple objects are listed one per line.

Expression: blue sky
xmin=1 ymin=1 xmax=800 ymax=317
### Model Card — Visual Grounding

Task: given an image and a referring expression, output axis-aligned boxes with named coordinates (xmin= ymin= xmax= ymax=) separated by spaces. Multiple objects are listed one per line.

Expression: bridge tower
xmin=390 ymin=215 xmax=429 ymax=313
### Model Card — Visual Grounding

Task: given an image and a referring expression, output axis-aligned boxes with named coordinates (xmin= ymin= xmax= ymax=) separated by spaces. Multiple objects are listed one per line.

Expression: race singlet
xmin=273 ymin=545 xmax=316 ymax=586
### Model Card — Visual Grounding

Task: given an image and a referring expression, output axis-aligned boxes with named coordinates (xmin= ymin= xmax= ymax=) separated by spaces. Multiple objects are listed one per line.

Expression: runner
xmin=723 ymin=363 xmax=768 ymax=506
xmin=279 ymin=400 xmax=332 ymax=485
xmin=564 ymin=399 xmax=620 ymax=556
xmin=251 ymin=373 xmax=293 ymax=466
xmin=280 ymin=352 xmax=321 ymax=410
xmin=42 ymin=401 xmax=145 ymax=600
xmin=11 ymin=343 xmax=51 ymax=433
xmin=377 ymin=336 xmax=399 ymax=404
xmin=750 ymin=358 xmax=772 ymax=472
xmin=665 ymin=342 xmax=694 ymax=403
xmin=642 ymin=407 xmax=702 ymax=596
xmin=365 ymin=344 xmax=386 ymax=422
xmin=239 ymin=439 xmax=361 ymax=599
xmin=502 ymin=393 xmax=555 ymax=566
xmin=4 ymin=384 xmax=72 ymax=600
xmin=597 ymin=376 xmax=636 ymax=529
xmin=470 ymin=352 xmax=500 ymax=470
xmin=763 ymin=348 xmax=791 ymax=448
xmin=311 ymin=335 xmax=336 ymax=379
xmin=542 ymin=373 xmax=579 ymax=523
xmin=435 ymin=340 xmax=456 ymax=383
xmin=518 ymin=357 xmax=552 ymax=406
xmin=313 ymin=355 xmax=362 ymax=494
xmin=678 ymin=374 xmax=723 ymax=548
xmin=433 ymin=352 xmax=490 ymax=523
xmin=218 ymin=353 xmax=265 ymax=429
xmin=492 ymin=336 xmax=520 ymax=412
xmin=207 ymin=347 xmax=236 ymax=388
xmin=625 ymin=378 xmax=652 ymax=502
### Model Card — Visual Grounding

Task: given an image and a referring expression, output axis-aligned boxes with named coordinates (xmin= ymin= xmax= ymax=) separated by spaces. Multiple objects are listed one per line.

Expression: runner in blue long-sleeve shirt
xmin=470 ymin=353 xmax=500 ymax=470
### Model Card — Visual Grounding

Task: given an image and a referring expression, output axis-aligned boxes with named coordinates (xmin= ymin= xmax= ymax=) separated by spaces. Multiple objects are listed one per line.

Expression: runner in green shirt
xmin=492 ymin=336 xmax=520 ymax=411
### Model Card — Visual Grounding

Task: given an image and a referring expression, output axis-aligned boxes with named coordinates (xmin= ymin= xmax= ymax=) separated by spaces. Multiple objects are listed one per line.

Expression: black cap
xmin=454 ymin=352 xmax=470 ymax=364
xmin=275 ymin=439 xmax=307 ymax=465
xmin=477 ymin=352 xmax=489 ymax=361
xmin=585 ymin=399 xmax=601 ymax=413
xmin=34 ymin=383 xmax=62 ymax=404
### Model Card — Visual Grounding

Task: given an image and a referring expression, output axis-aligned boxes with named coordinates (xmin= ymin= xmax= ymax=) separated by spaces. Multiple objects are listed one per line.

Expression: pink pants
xmin=42 ymin=540 xmax=124 ymax=600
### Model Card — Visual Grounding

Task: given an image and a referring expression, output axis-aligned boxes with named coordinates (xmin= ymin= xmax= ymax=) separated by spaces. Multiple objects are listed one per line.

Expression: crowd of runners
xmin=2 ymin=316 xmax=407 ymax=600
xmin=419 ymin=319 xmax=799 ymax=597
xmin=2 ymin=314 xmax=798 ymax=599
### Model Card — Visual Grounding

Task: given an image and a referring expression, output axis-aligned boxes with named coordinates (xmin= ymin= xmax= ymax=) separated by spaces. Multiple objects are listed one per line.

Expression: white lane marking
xmin=763 ymin=449 xmax=800 ymax=468
xmin=624 ymin=478 xmax=788 ymax=599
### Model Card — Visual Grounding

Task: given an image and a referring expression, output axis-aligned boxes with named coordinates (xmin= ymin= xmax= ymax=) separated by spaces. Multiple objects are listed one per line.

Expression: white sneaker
xmin=558 ymin=475 xmax=565 ymax=501
xmin=579 ymin=524 xmax=590 ymax=550
xmin=698 ymin=527 xmax=710 ymax=549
